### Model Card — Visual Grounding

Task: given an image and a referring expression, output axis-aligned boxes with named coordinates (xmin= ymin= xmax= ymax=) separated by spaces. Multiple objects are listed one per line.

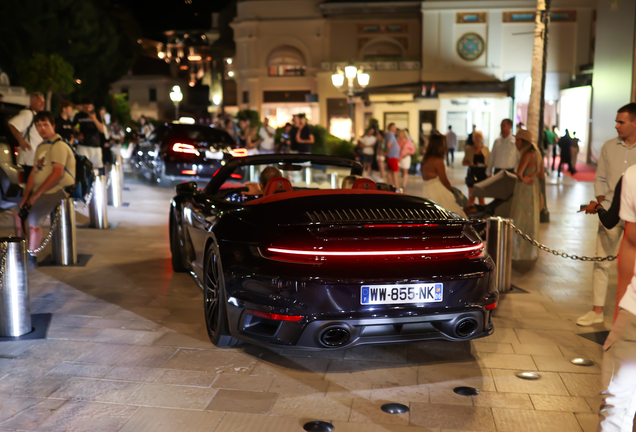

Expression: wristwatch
xmin=595 ymin=203 xmax=603 ymax=211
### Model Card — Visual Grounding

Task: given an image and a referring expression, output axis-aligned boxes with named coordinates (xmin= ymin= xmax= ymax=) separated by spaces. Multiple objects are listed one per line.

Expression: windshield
xmin=170 ymin=125 xmax=235 ymax=146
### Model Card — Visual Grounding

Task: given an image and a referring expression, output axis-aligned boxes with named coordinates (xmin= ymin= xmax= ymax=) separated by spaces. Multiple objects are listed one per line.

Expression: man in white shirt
xmin=486 ymin=119 xmax=518 ymax=176
xmin=597 ymin=164 xmax=636 ymax=431
xmin=578 ymin=103 xmax=636 ymax=326
xmin=445 ymin=126 xmax=456 ymax=167
xmin=257 ymin=117 xmax=275 ymax=154
xmin=8 ymin=92 xmax=45 ymax=180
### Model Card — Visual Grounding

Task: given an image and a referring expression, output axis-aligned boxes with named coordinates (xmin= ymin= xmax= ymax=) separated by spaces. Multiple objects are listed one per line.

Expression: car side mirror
xmin=176 ymin=181 xmax=198 ymax=196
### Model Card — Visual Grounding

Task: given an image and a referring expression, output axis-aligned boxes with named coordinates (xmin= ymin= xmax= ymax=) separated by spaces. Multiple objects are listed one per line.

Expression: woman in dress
xmin=420 ymin=133 xmax=466 ymax=217
xmin=510 ymin=129 xmax=545 ymax=261
xmin=462 ymin=131 xmax=489 ymax=213
xmin=397 ymin=129 xmax=415 ymax=191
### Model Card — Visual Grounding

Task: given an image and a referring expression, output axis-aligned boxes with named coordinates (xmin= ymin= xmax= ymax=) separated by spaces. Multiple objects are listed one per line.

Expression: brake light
xmin=181 ymin=170 xmax=197 ymax=175
xmin=230 ymin=148 xmax=248 ymax=157
xmin=266 ymin=243 xmax=483 ymax=257
xmin=172 ymin=143 xmax=198 ymax=154
xmin=364 ymin=224 xmax=438 ymax=228
xmin=230 ymin=173 xmax=242 ymax=179
xmin=485 ymin=302 xmax=497 ymax=310
xmin=245 ymin=309 xmax=303 ymax=322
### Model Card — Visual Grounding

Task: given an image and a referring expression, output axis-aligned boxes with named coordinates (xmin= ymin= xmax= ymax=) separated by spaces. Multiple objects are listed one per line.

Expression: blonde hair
xmin=341 ymin=175 xmax=360 ymax=189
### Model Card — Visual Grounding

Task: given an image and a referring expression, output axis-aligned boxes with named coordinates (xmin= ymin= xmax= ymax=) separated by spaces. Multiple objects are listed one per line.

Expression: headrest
xmin=264 ymin=176 xmax=293 ymax=196
xmin=352 ymin=178 xmax=377 ymax=190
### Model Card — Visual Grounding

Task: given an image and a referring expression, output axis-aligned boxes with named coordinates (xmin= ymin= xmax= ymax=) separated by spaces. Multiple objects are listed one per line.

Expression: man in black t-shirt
xmin=73 ymin=96 xmax=104 ymax=170
xmin=289 ymin=114 xmax=299 ymax=153
xmin=55 ymin=101 xmax=75 ymax=143
xmin=295 ymin=114 xmax=314 ymax=154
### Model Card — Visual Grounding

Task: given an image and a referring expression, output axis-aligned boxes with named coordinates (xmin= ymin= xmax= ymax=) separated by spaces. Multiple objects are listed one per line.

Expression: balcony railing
xmin=321 ymin=61 xmax=421 ymax=72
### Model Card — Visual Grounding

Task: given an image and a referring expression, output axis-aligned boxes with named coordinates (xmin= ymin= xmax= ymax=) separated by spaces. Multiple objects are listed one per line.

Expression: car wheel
xmin=153 ymin=159 xmax=171 ymax=188
xmin=169 ymin=209 xmax=188 ymax=273
xmin=204 ymin=243 xmax=242 ymax=348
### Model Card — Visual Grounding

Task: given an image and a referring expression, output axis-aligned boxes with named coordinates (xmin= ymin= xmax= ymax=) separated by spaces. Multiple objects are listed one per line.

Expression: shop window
xmin=267 ymin=46 xmax=306 ymax=77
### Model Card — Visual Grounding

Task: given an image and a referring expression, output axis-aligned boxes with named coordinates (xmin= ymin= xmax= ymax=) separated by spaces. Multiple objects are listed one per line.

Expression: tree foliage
xmin=0 ymin=0 xmax=140 ymax=105
xmin=112 ymin=93 xmax=131 ymax=126
xmin=18 ymin=54 xmax=75 ymax=109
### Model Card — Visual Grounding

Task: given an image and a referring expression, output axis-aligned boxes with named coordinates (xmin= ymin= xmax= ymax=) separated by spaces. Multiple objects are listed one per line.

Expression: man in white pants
xmin=598 ymin=164 xmax=636 ymax=431
xmin=579 ymin=103 xmax=636 ymax=326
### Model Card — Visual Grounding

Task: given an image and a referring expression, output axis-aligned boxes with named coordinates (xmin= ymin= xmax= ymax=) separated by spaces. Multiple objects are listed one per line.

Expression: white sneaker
xmin=576 ymin=311 xmax=604 ymax=326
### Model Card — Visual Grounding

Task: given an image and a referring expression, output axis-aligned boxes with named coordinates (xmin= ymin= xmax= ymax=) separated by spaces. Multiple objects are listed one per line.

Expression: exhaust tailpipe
xmin=319 ymin=326 xmax=351 ymax=347
xmin=454 ymin=317 xmax=479 ymax=338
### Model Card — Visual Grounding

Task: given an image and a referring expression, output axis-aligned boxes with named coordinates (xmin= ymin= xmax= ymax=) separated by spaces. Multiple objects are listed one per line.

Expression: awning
xmin=363 ymin=78 xmax=515 ymax=99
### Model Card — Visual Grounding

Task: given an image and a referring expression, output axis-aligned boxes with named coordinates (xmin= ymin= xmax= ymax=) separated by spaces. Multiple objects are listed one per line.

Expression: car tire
xmin=169 ymin=209 xmax=188 ymax=273
xmin=153 ymin=159 xmax=171 ymax=188
xmin=204 ymin=242 xmax=243 ymax=348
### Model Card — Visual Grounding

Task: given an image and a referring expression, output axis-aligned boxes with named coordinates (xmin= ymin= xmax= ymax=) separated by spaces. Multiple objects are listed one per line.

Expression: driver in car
xmin=243 ymin=166 xmax=282 ymax=196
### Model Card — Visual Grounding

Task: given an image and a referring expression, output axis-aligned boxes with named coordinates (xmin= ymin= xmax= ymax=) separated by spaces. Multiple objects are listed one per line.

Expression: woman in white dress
xmin=420 ymin=133 xmax=466 ymax=218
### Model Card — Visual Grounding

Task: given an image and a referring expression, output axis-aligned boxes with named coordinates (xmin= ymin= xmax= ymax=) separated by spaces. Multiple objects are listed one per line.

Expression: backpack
xmin=52 ymin=138 xmax=95 ymax=202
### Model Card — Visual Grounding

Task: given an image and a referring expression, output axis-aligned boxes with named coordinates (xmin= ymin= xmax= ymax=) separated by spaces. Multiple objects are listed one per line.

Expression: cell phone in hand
xmin=580 ymin=204 xmax=588 ymax=210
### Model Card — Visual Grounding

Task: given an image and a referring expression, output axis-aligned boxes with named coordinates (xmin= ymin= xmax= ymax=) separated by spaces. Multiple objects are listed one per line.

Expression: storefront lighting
xmin=212 ymin=94 xmax=221 ymax=105
xmin=226 ymin=58 xmax=233 ymax=65
xmin=228 ymin=71 xmax=235 ymax=77
xmin=188 ymin=54 xmax=202 ymax=61
xmin=158 ymin=51 xmax=165 ymax=59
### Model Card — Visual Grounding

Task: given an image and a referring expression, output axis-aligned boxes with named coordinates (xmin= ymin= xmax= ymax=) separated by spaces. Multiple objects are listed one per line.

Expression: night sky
xmin=119 ymin=0 xmax=234 ymax=38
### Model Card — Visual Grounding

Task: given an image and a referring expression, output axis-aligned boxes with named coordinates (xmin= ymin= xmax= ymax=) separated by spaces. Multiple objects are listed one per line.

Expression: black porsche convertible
xmin=170 ymin=154 xmax=497 ymax=350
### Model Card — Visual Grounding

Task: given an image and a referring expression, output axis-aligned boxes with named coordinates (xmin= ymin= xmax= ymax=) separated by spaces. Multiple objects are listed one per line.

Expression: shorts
xmin=77 ymin=145 xmax=103 ymax=169
xmin=398 ymin=155 xmax=411 ymax=170
xmin=27 ymin=189 xmax=68 ymax=227
xmin=386 ymin=157 xmax=399 ymax=172
xmin=362 ymin=154 xmax=374 ymax=164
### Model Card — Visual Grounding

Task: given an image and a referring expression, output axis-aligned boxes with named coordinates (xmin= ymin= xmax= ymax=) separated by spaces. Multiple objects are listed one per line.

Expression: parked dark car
xmin=170 ymin=154 xmax=497 ymax=350
xmin=132 ymin=123 xmax=238 ymax=186
xmin=0 ymin=102 xmax=26 ymax=208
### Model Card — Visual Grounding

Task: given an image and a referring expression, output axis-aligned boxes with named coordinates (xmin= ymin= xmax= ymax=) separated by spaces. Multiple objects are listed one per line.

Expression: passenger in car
xmin=341 ymin=175 xmax=361 ymax=189
xmin=242 ymin=166 xmax=283 ymax=196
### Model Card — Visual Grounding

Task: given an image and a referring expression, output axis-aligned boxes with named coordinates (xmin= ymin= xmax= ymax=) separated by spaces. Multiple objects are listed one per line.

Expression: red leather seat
xmin=352 ymin=178 xmax=377 ymax=190
xmin=264 ymin=176 xmax=294 ymax=196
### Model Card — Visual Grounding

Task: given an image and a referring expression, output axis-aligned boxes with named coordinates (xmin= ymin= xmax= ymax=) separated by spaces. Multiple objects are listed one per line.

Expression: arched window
xmin=360 ymin=39 xmax=404 ymax=61
xmin=267 ymin=46 xmax=306 ymax=77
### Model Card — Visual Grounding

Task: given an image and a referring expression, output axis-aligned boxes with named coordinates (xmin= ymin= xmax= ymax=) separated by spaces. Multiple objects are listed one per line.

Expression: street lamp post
xmin=331 ymin=65 xmax=370 ymax=139
xmin=169 ymin=85 xmax=183 ymax=120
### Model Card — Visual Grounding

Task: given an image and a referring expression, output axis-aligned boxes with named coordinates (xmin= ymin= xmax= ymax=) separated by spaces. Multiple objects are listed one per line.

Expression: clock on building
xmin=456 ymin=32 xmax=485 ymax=61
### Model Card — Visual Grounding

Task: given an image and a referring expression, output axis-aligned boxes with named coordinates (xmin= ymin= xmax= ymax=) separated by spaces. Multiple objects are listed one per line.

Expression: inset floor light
xmin=453 ymin=386 xmax=480 ymax=396
xmin=516 ymin=371 xmax=541 ymax=380
xmin=381 ymin=403 xmax=410 ymax=414
xmin=303 ymin=421 xmax=334 ymax=432
xmin=571 ymin=358 xmax=595 ymax=366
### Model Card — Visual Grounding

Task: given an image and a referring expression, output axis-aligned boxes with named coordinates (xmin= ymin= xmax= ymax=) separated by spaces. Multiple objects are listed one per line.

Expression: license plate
xmin=205 ymin=150 xmax=224 ymax=160
xmin=360 ymin=283 xmax=443 ymax=305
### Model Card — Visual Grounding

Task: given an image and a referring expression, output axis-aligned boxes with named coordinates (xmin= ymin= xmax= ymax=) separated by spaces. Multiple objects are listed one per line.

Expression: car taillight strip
xmin=172 ymin=143 xmax=198 ymax=154
xmin=245 ymin=309 xmax=303 ymax=322
xmin=267 ymin=243 xmax=483 ymax=257
xmin=364 ymin=224 xmax=438 ymax=228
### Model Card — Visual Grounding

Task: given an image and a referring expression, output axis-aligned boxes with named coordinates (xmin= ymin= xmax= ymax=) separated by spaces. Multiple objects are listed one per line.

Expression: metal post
xmin=108 ymin=164 xmax=122 ymax=207
xmin=0 ymin=238 xmax=31 ymax=337
xmin=51 ymin=198 xmax=77 ymax=266
xmin=329 ymin=172 xmax=339 ymax=189
xmin=89 ymin=175 xmax=108 ymax=229
xmin=304 ymin=167 xmax=312 ymax=186
xmin=115 ymin=154 xmax=124 ymax=195
xmin=486 ymin=217 xmax=513 ymax=293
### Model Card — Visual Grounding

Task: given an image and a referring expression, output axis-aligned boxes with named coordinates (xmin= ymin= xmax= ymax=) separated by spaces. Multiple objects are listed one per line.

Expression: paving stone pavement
xmin=0 ymin=158 xmax=626 ymax=431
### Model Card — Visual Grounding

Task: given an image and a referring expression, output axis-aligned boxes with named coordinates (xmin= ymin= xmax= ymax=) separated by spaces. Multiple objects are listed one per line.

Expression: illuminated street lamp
xmin=331 ymin=65 xmax=369 ymax=138
xmin=169 ymin=85 xmax=183 ymax=120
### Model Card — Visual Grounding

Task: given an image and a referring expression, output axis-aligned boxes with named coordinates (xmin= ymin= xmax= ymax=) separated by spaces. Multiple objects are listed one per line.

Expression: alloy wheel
xmin=204 ymin=251 xmax=220 ymax=336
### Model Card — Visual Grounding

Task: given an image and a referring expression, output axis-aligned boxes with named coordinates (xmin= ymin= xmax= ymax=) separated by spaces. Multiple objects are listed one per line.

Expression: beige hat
xmin=515 ymin=129 xmax=533 ymax=143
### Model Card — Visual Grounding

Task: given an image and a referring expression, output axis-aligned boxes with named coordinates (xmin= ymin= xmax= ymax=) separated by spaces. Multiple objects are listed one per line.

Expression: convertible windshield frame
xmin=204 ymin=154 xmax=363 ymax=195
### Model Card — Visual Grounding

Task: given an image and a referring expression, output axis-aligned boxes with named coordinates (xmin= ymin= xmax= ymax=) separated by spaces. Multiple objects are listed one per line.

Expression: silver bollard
xmin=116 ymin=154 xmax=124 ymax=190
xmin=108 ymin=164 xmax=122 ymax=207
xmin=0 ymin=238 xmax=31 ymax=337
xmin=329 ymin=172 xmax=339 ymax=189
xmin=486 ymin=217 xmax=513 ymax=293
xmin=89 ymin=175 xmax=109 ymax=229
xmin=51 ymin=198 xmax=77 ymax=265
xmin=304 ymin=167 xmax=312 ymax=185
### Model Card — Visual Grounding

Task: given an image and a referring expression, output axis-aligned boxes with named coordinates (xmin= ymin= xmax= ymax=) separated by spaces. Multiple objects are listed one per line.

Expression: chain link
xmin=0 ymin=242 xmax=8 ymax=287
xmin=502 ymin=219 xmax=617 ymax=262
xmin=27 ymin=208 xmax=59 ymax=256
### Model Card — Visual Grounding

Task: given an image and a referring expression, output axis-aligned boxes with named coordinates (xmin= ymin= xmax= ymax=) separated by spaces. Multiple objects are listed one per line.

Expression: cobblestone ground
xmin=0 ymin=157 xmax=623 ymax=431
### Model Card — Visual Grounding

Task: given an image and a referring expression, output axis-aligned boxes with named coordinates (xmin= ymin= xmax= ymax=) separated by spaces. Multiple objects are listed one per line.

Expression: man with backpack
xmin=15 ymin=111 xmax=75 ymax=269
xmin=8 ymin=92 xmax=45 ymax=180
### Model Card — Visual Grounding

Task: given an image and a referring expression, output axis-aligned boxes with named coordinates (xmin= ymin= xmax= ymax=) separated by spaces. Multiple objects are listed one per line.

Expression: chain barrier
xmin=27 ymin=208 xmax=59 ymax=256
xmin=503 ymin=219 xmax=617 ymax=262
